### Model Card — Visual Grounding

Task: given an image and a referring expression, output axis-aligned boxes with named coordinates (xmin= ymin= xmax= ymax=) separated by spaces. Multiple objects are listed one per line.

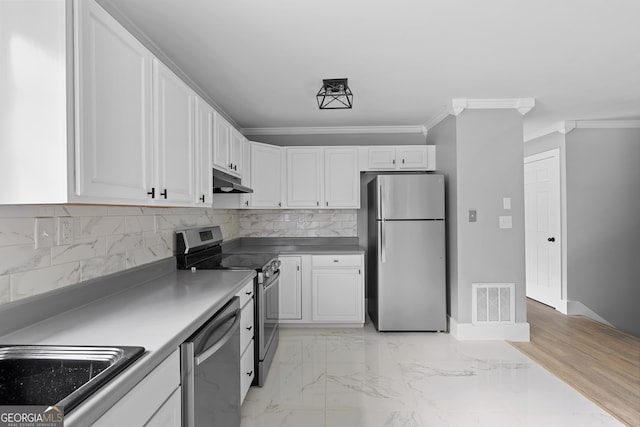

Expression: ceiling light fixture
xmin=316 ymin=78 xmax=353 ymax=110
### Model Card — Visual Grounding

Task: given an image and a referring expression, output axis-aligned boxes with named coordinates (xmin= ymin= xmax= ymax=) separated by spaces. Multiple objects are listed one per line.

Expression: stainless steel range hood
xmin=213 ymin=168 xmax=253 ymax=194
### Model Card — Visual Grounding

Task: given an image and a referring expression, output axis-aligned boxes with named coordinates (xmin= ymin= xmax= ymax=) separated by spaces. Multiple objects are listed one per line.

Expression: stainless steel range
xmin=175 ymin=226 xmax=280 ymax=387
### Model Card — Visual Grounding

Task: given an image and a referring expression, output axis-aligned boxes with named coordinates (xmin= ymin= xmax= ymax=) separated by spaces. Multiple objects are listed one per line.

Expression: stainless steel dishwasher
xmin=181 ymin=297 xmax=241 ymax=427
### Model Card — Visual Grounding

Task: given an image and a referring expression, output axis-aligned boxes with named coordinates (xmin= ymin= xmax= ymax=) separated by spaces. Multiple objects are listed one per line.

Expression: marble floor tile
xmin=241 ymin=321 xmax=621 ymax=427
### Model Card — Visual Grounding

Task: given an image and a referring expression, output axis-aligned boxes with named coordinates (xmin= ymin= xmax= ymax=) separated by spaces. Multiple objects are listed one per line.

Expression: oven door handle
xmin=194 ymin=308 xmax=240 ymax=366
xmin=263 ymin=271 xmax=280 ymax=291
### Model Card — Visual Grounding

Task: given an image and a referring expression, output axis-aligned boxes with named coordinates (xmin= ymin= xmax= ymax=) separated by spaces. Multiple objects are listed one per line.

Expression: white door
xmin=397 ymin=146 xmax=429 ymax=169
xmin=524 ymin=149 xmax=562 ymax=307
xmin=324 ymin=148 xmax=359 ymax=208
xmin=277 ymin=256 xmax=302 ymax=320
xmin=229 ymin=129 xmax=244 ymax=177
xmin=194 ymin=97 xmax=213 ymax=206
xmin=213 ymin=112 xmax=231 ymax=171
xmin=153 ymin=59 xmax=195 ymax=205
xmin=286 ymin=148 xmax=322 ymax=207
xmin=249 ymin=142 xmax=282 ymax=208
xmin=75 ymin=0 xmax=153 ymax=203
xmin=367 ymin=147 xmax=397 ymax=170
xmin=311 ymin=269 xmax=363 ymax=322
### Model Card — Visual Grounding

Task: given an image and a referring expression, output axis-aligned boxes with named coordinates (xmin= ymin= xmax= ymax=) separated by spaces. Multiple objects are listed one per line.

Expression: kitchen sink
xmin=0 ymin=345 xmax=145 ymax=413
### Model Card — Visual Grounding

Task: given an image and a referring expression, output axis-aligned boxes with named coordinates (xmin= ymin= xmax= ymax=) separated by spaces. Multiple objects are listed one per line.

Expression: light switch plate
xmin=35 ymin=217 xmax=55 ymax=248
xmin=499 ymin=215 xmax=513 ymax=229
xmin=503 ymin=197 xmax=511 ymax=210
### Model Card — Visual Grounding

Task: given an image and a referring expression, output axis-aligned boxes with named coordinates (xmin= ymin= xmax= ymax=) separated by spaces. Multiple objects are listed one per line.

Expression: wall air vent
xmin=472 ymin=283 xmax=515 ymax=324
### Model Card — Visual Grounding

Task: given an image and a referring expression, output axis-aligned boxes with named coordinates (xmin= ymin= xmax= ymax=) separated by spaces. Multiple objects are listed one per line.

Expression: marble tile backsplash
xmin=0 ymin=205 xmax=239 ymax=304
xmin=238 ymin=210 xmax=357 ymax=238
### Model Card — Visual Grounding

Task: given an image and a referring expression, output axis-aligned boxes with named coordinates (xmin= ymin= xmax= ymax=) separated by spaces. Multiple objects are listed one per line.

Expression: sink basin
xmin=0 ymin=345 xmax=145 ymax=413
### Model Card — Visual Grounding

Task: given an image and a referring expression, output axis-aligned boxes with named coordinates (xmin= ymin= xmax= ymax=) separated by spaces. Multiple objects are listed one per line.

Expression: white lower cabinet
xmin=275 ymin=253 xmax=364 ymax=326
xmin=240 ymin=340 xmax=255 ymax=403
xmin=236 ymin=280 xmax=255 ymax=404
xmin=311 ymin=255 xmax=364 ymax=323
xmin=276 ymin=256 xmax=302 ymax=320
xmin=92 ymin=349 xmax=180 ymax=426
xmin=144 ymin=387 xmax=182 ymax=427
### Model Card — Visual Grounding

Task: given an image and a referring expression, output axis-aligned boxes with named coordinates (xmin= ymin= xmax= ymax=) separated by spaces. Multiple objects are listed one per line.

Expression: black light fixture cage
xmin=316 ymin=78 xmax=353 ymax=109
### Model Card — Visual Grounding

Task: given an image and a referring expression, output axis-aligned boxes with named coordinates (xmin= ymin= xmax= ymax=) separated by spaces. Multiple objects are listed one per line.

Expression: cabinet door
xmin=194 ymin=97 xmax=213 ymax=206
xmin=153 ymin=59 xmax=196 ymax=205
xmin=75 ymin=0 xmax=153 ymax=202
xmin=277 ymin=256 xmax=302 ymax=320
xmin=367 ymin=147 xmax=397 ymax=170
xmin=286 ymin=148 xmax=322 ymax=207
xmin=240 ymin=340 xmax=255 ymax=403
xmin=397 ymin=146 xmax=428 ymax=169
xmin=213 ymin=112 xmax=231 ymax=171
xmin=311 ymin=269 xmax=363 ymax=322
xmin=229 ymin=129 xmax=244 ymax=177
xmin=145 ymin=386 xmax=181 ymax=427
xmin=249 ymin=142 xmax=282 ymax=208
xmin=325 ymin=148 xmax=359 ymax=208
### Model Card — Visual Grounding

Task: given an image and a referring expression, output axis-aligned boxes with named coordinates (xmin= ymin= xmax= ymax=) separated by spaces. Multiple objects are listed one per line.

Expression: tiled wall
xmin=0 ymin=206 xmax=358 ymax=305
xmin=0 ymin=205 xmax=239 ymax=304
xmin=238 ymin=209 xmax=357 ymax=237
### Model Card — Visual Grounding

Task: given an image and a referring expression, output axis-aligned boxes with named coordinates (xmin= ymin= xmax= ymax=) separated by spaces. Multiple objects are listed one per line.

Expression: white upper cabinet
xmin=212 ymin=112 xmax=231 ymax=172
xmin=229 ymin=128 xmax=244 ymax=177
xmin=213 ymin=114 xmax=243 ymax=178
xmin=324 ymin=148 xmax=359 ymax=208
xmin=152 ymin=59 xmax=196 ymax=205
xmin=194 ymin=96 xmax=213 ymax=206
xmin=362 ymin=146 xmax=435 ymax=171
xmin=286 ymin=148 xmax=323 ymax=208
xmin=74 ymin=0 xmax=154 ymax=204
xmin=249 ymin=142 xmax=282 ymax=208
xmin=285 ymin=147 xmax=359 ymax=209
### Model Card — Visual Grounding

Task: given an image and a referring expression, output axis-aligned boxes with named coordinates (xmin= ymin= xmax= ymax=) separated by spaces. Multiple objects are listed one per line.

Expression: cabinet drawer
xmin=312 ymin=254 xmax=362 ymax=268
xmin=236 ymin=279 xmax=255 ymax=308
xmin=93 ymin=349 xmax=180 ymax=426
xmin=240 ymin=298 xmax=255 ymax=353
xmin=240 ymin=340 xmax=255 ymax=404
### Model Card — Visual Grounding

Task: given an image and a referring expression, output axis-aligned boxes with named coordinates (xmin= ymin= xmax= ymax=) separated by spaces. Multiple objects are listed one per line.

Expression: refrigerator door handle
xmin=378 ymin=179 xmax=384 ymax=219
xmin=380 ymin=219 xmax=386 ymax=263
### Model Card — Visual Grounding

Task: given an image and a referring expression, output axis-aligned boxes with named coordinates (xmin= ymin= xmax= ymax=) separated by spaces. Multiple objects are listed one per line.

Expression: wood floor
xmin=511 ymin=299 xmax=640 ymax=427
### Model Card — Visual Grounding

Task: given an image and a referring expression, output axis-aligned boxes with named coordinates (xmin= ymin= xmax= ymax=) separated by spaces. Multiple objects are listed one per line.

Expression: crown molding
xmin=242 ymin=125 xmax=428 ymax=136
xmin=450 ymin=98 xmax=535 ymax=116
xmin=524 ymin=120 xmax=640 ymax=142
xmin=425 ymin=107 xmax=452 ymax=130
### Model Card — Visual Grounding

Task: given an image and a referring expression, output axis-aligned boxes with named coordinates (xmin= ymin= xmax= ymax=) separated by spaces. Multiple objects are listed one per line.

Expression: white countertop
xmin=0 ymin=268 xmax=256 ymax=426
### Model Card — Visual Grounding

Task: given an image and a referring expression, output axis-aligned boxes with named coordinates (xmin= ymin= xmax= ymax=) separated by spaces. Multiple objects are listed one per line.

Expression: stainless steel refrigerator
xmin=367 ymin=174 xmax=446 ymax=331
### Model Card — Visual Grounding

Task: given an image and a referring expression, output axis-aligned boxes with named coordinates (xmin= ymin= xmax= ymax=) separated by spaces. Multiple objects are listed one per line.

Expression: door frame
xmin=524 ymin=148 xmax=567 ymax=313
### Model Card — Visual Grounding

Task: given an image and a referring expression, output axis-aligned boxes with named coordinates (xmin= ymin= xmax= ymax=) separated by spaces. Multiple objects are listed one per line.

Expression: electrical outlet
xmin=58 ymin=217 xmax=74 ymax=245
xmin=469 ymin=209 xmax=477 ymax=222
xmin=35 ymin=218 xmax=55 ymax=249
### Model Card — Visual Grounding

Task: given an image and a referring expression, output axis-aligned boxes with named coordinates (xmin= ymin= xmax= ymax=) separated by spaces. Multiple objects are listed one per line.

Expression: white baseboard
xmin=566 ymin=301 xmax=614 ymax=327
xmin=449 ymin=316 xmax=530 ymax=341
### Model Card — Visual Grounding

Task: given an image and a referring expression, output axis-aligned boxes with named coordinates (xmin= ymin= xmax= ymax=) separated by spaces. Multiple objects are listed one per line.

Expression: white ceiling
xmin=101 ymin=0 xmax=640 ymax=137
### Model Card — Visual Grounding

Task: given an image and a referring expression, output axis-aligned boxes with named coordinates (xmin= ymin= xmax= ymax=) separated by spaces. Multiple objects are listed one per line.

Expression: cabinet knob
xmin=246 ymin=370 xmax=253 ymax=376
xmin=392 ymin=159 xmax=396 ymax=165
xmin=548 ymin=237 xmax=556 ymax=242
xmin=245 ymin=291 xmax=253 ymax=296
xmin=147 ymin=188 xmax=155 ymax=198
xmin=326 ymin=201 xmax=328 ymax=207
xmin=245 ymin=325 xmax=253 ymax=331
xmin=278 ymin=202 xmax=281 ymax=207
xmin=200 ymin=195 xmax=206 ymax=203
xmin=245 ymin=200 xmax=249 ymax=206
xmin=402 ymin=159 xmax=405 ymax=164
xmin=160 ymin=189 xmax=167 ymax=199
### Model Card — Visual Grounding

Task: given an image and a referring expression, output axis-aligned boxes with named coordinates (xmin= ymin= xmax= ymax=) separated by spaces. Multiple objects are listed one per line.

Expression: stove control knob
xmin=273 ymin=260 xmax=281 ymax=270
xmin=264 ymin=266 xmax=272 ymax=278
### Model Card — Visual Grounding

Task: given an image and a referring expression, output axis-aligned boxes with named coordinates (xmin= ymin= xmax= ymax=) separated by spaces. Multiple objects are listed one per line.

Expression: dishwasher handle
xmin=194 ymin=306 xmax=241 ymax=366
